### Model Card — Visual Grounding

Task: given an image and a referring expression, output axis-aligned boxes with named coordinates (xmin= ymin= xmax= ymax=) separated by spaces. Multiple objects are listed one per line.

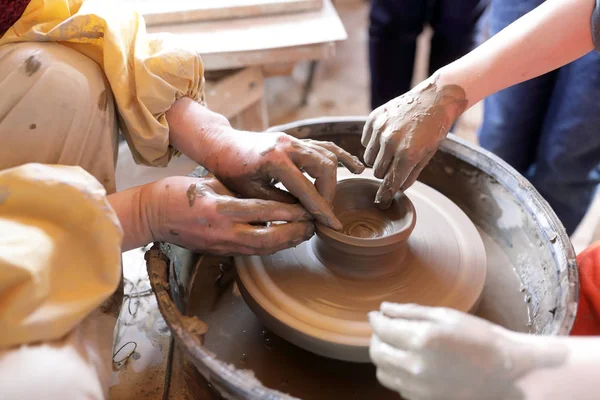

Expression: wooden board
xmin=127 ymin=0 xmax=323 ymax=26
xmin=205 ymin=67 xmax=265 ymax=119
xmin=147 ymin=0 xmax=345 ymax=70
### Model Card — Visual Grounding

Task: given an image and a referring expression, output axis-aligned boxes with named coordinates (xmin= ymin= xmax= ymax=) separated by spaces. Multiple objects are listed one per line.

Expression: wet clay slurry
xmin=339 ymin=209 xmax=387 ymax=238
xmin=236 ymin=168 xmax=487 ymax=362
xmin=475 ymin=228 xmax=532 ymax=333
xmin=328 ymin=178 xmax=413 ymax=240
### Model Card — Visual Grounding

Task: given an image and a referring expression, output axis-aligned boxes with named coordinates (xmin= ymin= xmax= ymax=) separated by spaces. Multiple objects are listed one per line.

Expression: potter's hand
xmin=362 ymin=77 xmax=467 ymax=208
xmin=202 ymin=129 xmax=365 ymax=230
xmin=368 ymin=303 xmax=567 ymax=400
xmin=143 ymin=175 xmax=315 ymax=255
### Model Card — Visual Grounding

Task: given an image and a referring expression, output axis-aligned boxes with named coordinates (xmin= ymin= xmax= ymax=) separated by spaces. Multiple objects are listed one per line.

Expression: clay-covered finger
xmin=364 ymin=116 xmax=387 ymax=167
xmin=363 ymin=131 xmax=382 ymax=167
xmin=375 ymin=156 xmax=413 ymax=209
xmin=361 ymin=114 xmax=376 ymax=147
xmin=236 ymin=221 xmax=315 ymax=255
xmin=369 ymin=311 xmax=432 ymax=350
xmin=271 ymin=161 xmax=342 ymax=230
xmin=289 ymin=145 xmax=339 ymax=207
xmin=307 ymin=140 xmax=365 ymax=174
xmin=218 ymin=198 xmax=312 ymax=222
xmin=401 ymin=151 xmax=435 ymax=191
xmin=372 ymin=134 xmax=399 ymax=179
xmin=380 ymin=302 xmax=455 ymax=324
xmin=370 ymin=335 xmax=422 ymax=374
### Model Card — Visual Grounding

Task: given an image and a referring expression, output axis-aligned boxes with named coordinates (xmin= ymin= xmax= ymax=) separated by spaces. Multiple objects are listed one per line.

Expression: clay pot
xmin=312 ymin=178 xmax=416 ymax=279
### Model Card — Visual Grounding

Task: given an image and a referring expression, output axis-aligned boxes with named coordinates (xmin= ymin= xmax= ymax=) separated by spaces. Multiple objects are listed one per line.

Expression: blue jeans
xmin=369 ymin=0 xmax=489 ymax=109
xmin=479 ymin=0 xmax=600 ymax=235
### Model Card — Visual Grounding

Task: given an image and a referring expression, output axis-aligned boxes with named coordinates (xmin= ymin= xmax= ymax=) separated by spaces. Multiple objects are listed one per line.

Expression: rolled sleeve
xmin=0 ymin=163 xmax=123 ymax=348
xmin=0 ymin=0 xmax=205 ymax=167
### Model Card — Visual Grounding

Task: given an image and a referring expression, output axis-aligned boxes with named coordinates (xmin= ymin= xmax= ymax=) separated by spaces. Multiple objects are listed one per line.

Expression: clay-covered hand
xmin=142 ymin=175 xmax=315 ymax=255
xmin=200 ymin=129 xmax=365 ymax=231
xmin=369 ymin=303 xmax=567 ymax=400
xmin=362 ymin=77 xmax=467 ymax=208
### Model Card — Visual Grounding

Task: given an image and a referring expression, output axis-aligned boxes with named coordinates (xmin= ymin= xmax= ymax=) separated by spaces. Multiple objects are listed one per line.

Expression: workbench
xmin=142 ymin=0 xmax=347 ymax=131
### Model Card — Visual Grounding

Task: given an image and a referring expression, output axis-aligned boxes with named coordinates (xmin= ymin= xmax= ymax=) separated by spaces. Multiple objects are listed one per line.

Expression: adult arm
xmin=165 ymin=97 xmax=364 ymax=230
xmin=1 ymin=0 xmax=205 ymax=167
xmin=2 ymin=0 xmax=365 ymax=229
xmin=108 ymin=175 xmax=315 ymax=254
xmin=364 ymin=0 xmax=597 ymax=207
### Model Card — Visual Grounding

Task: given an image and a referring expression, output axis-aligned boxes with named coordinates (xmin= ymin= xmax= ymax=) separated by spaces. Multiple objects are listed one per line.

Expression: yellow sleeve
xmin=0 ymin=0 xmax=206 ymax=167
xmin=0 ymin=163 xmax=122 ymax=348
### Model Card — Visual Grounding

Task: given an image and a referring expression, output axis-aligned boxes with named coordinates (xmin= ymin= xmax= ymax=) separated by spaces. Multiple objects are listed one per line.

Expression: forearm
xmin=437 ymin=0 xmax=596 ymax=108
xmin=167 ymin=97 xmax=232 ymax=165
xmin=515 ymin=335 xmax=599 ymax=400
xmin=107 ymin=186 xmax=153 ymax=251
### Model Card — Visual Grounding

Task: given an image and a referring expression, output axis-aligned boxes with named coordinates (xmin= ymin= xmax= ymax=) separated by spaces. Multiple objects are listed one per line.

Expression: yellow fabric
xmin=0 ymin=163 xmax=123 ymax=348
xmin=0 ymin=0 xmax=205 ymax=167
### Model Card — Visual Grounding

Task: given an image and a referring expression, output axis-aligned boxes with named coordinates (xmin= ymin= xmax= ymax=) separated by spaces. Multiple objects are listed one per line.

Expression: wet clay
xmin=236 ymin=168 xmax=487 ymax=362
xmin=339 ymin=210 xmax=387 ymax=238
xmin=313 ymin=178 xmax=416 ymax=279
xmin=328 ymin=178 xmax=413 ymax=240
xmin=186 ymin=183 xmax=197 ymax=207
xmin=475 ymin=228 xmax=532 ymax=333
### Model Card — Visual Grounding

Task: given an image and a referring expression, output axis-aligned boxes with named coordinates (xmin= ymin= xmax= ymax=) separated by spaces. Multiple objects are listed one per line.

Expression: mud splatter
xmin=197 ymin=217 xmax=209 ymax=226
xmin=187 ymin=183 xmax=197 ymax=207
xmin=25 ymin=55 xmax=41 ymax=76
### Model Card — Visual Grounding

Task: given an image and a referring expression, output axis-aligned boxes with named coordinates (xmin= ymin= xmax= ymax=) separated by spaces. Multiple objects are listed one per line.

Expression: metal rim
xmin=150 ymin=116 xmax=578 ymax=399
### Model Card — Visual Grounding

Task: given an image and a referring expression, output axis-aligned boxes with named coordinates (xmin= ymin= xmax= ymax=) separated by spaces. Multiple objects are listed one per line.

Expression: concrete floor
xmin=111 ymin=0 xmax=599 ymax=397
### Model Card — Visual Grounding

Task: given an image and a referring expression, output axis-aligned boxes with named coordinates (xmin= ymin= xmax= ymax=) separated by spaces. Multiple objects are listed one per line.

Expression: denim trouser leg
xmin=480 ymin=0 xmax=600 ymax=234
xmin=429 ymin=0 xmax=490 ymax=75
xmin=530 ymin=51 xmax=600 ymax=235
xmin=478 ymin=0 xmax=550 ymax=171
xmin=369 ymin=0 xmax=487 ymax=110
xmin=369 ymin=0 xmax=427 ymax=109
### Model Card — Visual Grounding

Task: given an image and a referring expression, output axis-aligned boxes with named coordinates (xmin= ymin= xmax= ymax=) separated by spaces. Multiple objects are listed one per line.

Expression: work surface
xmin=129 ymin=0 xmax=324 ymax=25
xmin=145 ymin=0 xmax=346 ymax=70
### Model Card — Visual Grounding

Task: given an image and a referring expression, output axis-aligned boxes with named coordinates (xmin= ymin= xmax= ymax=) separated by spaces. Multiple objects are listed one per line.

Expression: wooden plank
xmin=232 ymin=99 xmax=269 ymax=131
xmin=205 ymin=67 xmax=265 ymax=119
xmin=130 ymin=0 xmax=324 ymax=26
xmin=146 ymin=0 xmax=346 ymax=55
xmin=261 ymin=62 xmax=295 ymax=77
xmin=202 ymin=42 xmax=335 ymax=71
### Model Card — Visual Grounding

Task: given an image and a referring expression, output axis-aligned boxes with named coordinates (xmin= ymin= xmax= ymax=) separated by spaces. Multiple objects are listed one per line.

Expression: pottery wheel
xmin=235 ymin=168 xmax=487 ymax=362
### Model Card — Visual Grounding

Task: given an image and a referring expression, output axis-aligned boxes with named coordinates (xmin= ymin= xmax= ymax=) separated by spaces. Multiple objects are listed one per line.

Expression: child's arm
xmin=363 ymin=0 xmax=598 ymax=205
xmin=439 ymin=0 xmax=597 ymax=108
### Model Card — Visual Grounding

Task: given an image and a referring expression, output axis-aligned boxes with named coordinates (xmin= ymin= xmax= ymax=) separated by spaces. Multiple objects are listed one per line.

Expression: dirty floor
xmin=111 ymin=0 xmax=599 ymax=398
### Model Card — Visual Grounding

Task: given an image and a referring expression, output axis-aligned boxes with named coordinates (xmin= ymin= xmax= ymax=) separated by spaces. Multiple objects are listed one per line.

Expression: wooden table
xmin=130 ymin=0 xmax=324 ymax=25
xmin=142 ymin=0 xmax=347 ymax=131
